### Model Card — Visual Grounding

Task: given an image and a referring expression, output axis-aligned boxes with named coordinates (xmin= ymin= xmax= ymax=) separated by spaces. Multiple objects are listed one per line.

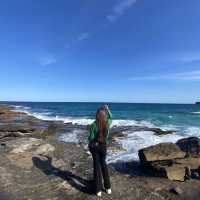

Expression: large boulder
xmin=141 ymin=159 xmax=186 ymax=181
xmin=138 ymin=142 xmax=185 ymax=163
xmin=139 ymin=140 xmax=200 ymax=181
xmin=139 ymin=143 xmax=186 ymax=181
xmin=176 ymin=137 xmax=200 ymax=156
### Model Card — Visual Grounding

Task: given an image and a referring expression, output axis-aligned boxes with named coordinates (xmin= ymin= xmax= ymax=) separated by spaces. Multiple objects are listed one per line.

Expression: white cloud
xmin=37 ymin=55 xmax=57 ymax=66
xmin=107 ymin=0 xmax=137 ymax=22
xmin=130 ymin=70 xmax=200 ymax=81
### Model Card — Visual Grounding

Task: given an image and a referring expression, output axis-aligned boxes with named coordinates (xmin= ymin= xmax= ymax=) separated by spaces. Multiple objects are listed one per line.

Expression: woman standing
xmin=88 ymin=105 xmax=112 ymax=197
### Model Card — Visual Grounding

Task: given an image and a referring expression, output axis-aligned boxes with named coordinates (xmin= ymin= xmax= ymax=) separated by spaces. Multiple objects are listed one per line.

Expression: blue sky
xmin=0 ymin=0 xmax=200 ymax=103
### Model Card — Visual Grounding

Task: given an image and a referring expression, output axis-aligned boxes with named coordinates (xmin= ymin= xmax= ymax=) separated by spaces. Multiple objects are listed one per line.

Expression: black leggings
xmin=90 ymin=143 xmax=111 ymax=193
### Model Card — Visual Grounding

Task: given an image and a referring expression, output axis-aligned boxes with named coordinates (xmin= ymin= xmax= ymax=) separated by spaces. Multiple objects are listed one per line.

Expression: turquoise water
xmin=1 ymin=101 xmax=200 ymax=162
xmin=1 ymin=101 xmax=200 ymax=127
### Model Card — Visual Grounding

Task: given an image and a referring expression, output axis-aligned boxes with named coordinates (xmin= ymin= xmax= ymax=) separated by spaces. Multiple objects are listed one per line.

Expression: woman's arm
xmin=104 ymin=105 xmax=112 ymax=127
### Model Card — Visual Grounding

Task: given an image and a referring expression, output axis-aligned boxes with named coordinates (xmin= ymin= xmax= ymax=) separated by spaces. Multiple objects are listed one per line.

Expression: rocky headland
xmin=0 ymin=105 xmax=200 ymax=200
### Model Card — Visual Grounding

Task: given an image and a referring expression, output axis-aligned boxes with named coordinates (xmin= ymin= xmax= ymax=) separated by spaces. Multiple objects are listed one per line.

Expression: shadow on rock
xmin=32 ymin=156 xmax=94 ymax=195
xmin=109 ymin=161 xmax=143 ymax=177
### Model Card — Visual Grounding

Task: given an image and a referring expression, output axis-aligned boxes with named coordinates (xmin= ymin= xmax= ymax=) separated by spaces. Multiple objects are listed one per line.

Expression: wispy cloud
xmin=37 ymin=54 xmax=57 ymax=66
xmin=65 ymin=32 xmax=91 ymax=49
xmin=77 ymin=32 xmax=90 ymax=41
xmin=106 ymin=0 xmax=137 ymax=22
xmin=66 ymin=0 xmax=137 ymax=49
xmin=130 ymin=70 xmax=200 ymax=81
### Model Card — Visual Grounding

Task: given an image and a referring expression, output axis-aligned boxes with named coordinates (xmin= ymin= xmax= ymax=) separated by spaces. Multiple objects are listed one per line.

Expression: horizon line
xmin=0 ymin=100 xmax=197 ymax=105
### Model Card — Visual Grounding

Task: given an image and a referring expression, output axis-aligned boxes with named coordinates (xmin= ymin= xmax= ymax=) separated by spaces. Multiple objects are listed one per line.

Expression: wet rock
xmin=111 ymin=132 xmax=128 ymax=142
xmin=138 ymin=143 xmax=185 ymax=163
xmin=108 ymin=145 xmax=127 ymax=153
xmin=149 ymin=128 xmax=175 ymax=136
xmin=176 ymin=137 xmax=200 ymax=156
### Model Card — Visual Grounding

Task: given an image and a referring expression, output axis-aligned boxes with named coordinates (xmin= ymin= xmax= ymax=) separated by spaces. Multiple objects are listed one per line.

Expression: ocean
xmin=1 ymin=101 xmax=200 ymax=162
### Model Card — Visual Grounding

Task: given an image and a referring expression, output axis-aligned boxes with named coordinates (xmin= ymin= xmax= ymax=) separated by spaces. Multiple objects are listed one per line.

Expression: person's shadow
xmin=32 ymin=156 xmax=94 ymax=194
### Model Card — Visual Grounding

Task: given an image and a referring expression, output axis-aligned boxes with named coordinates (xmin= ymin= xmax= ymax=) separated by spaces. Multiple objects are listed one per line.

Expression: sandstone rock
xmin=144 ymin=160 xmax=186 ymax=181
xmin=0 ymin=125 xmax=35 ymax=134
xmin=52 ymin=158 xmax=66 ymax=169
xmin=139 ymin=143 xmax=185 ymax=163
xmin=138 ymin=140 xmax=200 ymax=181
xmin=9 ymin=138 xmax=42 ymax=154
xmin=35 ymin=144 xmax=55 ymax=156
xmin=175 ymin=157 xmax=200 ymax=170
xmin=165 ymin=166 xmax=186 ymax=181
xmin=176 ymin=137 xmax=200 ymax=156
xmin=7 ymin=153 xmax=34 ymax=169
xmin=0 ymin=107 xmax=26 ymax=121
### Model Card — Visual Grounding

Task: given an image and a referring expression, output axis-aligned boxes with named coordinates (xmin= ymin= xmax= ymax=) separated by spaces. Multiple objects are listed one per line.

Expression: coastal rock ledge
xmin=138 ymin=137 xmax=200 ymax=181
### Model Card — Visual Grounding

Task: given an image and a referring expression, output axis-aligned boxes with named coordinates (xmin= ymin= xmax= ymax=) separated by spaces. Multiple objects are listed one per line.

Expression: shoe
xmin=96 ymin=191 xmax=102 ymax=197
xmin=106 ymin=189 xmax=112 ymax=194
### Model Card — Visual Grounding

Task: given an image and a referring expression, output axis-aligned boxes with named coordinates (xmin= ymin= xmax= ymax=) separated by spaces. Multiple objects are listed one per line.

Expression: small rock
xmin=35 ymin=144 xmax=55 ymax=156
xmin=70 ymin=161 xmax=79 ymax=169
xmin=57 ymin=181 xmax=72 ymax=191
xmin=170 ymin=186 xmax=183 ymax=195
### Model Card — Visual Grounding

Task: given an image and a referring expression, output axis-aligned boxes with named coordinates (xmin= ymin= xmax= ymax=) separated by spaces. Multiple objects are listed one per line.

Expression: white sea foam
xmin=59 ymin=130 xmax=81 ymax=143
xmin=111 ymin=119 xmax=155 ymax=128
xmin=182 ymin=127 xmax=200 ymax=138
xmin=12 ymin=105 xmax=157 ymax=127
xmin=107 ymin=130 xmax=184 ymax=163
xmin=158 ymin=124 xmax=179 ymax=131
xmin=192 ymin=111 xmax=200 ymax=114
xmin=13 ymin=105 xmax=31 ymax=110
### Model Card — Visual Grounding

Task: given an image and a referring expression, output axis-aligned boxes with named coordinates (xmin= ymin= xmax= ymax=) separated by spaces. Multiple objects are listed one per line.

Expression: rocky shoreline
xmin=0 ymin=105 xmax=200 ymax=200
